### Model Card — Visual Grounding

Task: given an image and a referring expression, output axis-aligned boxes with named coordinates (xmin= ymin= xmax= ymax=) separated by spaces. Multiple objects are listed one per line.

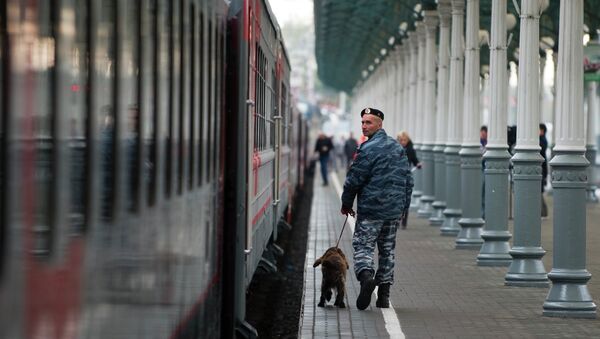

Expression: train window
xmin=197 ymin=9 xmax=205 ymax=186
xmin=188 ymin=2 xmax=196 ymax=190
xmin=207 ymin=16 xmax=213 ymax=181
xmin=282 ymin=84 xmax=289 ymax=146
xmin=98 ymin=0 xmax=117 ymax=221
xmin=121 ymin=0 xmax=141 ymax=212
xmin=176 ymin=0 xmax=184 ymax=195
xmin=270 ymin=68 xmax=277 ymax=147
xmin=165 ymin=0 xmax=174 ymax=198
xmin=254 ymin=46 xmax=268 ymax=151
xmin=67 ymin=0 xmax=90 ymax=233
xmin=215 ymin=22 xmax=224 ymax=178
xmin=143 ymin=0 xmax=158 ymax=206
xmin=28 ymin=0 xmax=56 ymax=256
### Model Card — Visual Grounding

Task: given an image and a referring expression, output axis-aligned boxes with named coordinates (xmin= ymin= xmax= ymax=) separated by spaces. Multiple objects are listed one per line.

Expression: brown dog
xmin=313 ymin=247 xmax=349 ymax=308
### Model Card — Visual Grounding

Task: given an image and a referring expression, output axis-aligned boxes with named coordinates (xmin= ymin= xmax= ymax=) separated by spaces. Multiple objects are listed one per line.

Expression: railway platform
xmin=299 ymin=167 xmax=600 ymax=339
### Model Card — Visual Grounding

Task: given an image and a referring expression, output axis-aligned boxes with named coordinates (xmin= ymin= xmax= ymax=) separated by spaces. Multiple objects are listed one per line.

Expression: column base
xmin=477 ymin=230 xmax=511 ymax=266
xmin=410 ymin=192 xmax=422 ymax=211
xmin=505 ymin=246 xmax=548 ymax=287
xmin=440 ymin=208 xmax=461 ymax=236
xmin=543 ymin=269 xmax=597 ymax=318
xmin=429 ymin=201 xmax=446 ymax=226
xmin=418 ymin=195 xmax=435 ymax=218
xmin=586 ymin=186 xmax=598 ymax=203
xmin=455 ymin=217 xmax=484 ymax=249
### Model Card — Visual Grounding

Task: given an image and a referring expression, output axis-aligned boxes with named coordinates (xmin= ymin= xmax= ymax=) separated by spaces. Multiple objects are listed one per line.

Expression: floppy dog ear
xmin=313 ymin=258 xmax=322 ymax=267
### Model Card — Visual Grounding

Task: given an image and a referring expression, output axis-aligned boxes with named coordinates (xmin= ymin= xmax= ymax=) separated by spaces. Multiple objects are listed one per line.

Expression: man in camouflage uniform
xmin=341 ymin=107 xmax=413 ymax=310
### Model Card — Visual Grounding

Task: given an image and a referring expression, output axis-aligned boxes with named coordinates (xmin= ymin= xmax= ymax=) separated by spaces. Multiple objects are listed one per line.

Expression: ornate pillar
xmin=440 ymin=0 xmax=464 ymax=236
xmin=505 ymin=0 xmax=548 ymax=287
xmin=395 ymin=47 xmax=405 ymax=135
xmin=430 ymin=0 xmax=452 ymax=226
xmin=402 ymin=46 xmax=411 ymax=133
xmin=586 ymin=81 xmax=598 ymax=203
xmin=408 ymin=31 xmax=422 ymax=211
xmin=455 ymin=0 xmax=484 ymax=249
xmin=477 ymin=0 xmax=512 ymax=265
xmin=415 ymin=23 xmax=426 ymax=215
xmin=543 ymin=0 xmax=597 ymax=318
xmin=419 ymin=10 xmax=439 ymax=219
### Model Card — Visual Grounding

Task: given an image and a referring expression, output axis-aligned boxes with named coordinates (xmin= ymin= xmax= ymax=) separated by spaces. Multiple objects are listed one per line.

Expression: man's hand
xmin=416 ymin=162 xmax=422 ymax=169
xmin=341 ymin=206 xmax=355 ymax=217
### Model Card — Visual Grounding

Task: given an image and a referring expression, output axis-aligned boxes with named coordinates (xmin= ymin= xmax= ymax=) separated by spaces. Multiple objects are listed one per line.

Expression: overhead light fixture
xmin=388 ymin=36 xmax=395 ymax=45
xmin=506 ymin=13 xmax=517 ymax=31
xmin=374 ymin=58 xmax=380 ymax=64
xmin=380 ymin=48 xmax=387 ymax=56
xmin=399 ymin=22 xmax=408 ymax=32
xmin=540 ymin=36 xmax=554 ymax=49
xmin=368 ymin=65 xmax=374 ymax=71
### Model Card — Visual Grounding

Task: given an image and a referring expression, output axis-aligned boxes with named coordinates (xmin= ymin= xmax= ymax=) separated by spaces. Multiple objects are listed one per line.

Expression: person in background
xmin=397 ymin=131 xmax=420 ymax=229
xmin=480 ymin=125 xmax=488 ymax=152
xmin=314 ymin=132 xmax=334 ymax=186
xmin=344 ymin=132 xmax=358 ymax=170
xmin=480 ymin=125 xmax=488 ymax=218
xmin=540 ymin=123 xmax=549 ymax=218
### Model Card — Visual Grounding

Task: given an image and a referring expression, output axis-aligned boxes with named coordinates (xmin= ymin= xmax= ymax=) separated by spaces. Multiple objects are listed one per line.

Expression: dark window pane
xmin=144 ymin=0 xmax=157 ymax=206
xmin=67 ymin=0 xmax=90 ymax=234
xmin=98 ymin=0 xmax=117 ymax=222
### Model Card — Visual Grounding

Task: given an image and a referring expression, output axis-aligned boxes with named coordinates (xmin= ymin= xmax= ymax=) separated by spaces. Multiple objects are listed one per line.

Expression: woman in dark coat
xmin=397 ymin=131 xmax=421 ymax=228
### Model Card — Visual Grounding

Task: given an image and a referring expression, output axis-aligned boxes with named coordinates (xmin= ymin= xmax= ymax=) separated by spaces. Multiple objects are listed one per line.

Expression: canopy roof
xmin=314 ymin=0 xmax=600 ymax=93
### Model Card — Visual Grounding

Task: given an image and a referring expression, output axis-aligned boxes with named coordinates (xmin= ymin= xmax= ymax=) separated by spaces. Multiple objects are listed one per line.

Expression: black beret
xmin=360 ymin=107 xmax=384 ymax=120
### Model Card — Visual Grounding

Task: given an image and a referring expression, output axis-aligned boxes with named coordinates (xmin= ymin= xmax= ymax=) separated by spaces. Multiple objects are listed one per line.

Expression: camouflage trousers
xmin=352 ymin=218 xmax=399 ymax=285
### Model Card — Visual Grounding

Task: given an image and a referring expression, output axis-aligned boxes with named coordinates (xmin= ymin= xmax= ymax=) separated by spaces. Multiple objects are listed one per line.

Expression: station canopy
xmin=314 ymin=0 xmax=600 ymax=93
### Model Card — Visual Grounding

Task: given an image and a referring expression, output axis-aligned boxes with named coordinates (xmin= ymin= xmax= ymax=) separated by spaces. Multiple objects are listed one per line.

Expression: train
xmin=0 ymin=0 xmax=309 ymax=338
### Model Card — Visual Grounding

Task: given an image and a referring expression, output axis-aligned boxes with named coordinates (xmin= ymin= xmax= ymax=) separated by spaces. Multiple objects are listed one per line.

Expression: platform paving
xmin=299 ymin=167 xmax=600 ymax=338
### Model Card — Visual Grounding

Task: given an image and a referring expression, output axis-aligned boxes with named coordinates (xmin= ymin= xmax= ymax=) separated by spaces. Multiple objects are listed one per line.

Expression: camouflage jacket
xmin=341 ymin=129 xmax=413 ymax=221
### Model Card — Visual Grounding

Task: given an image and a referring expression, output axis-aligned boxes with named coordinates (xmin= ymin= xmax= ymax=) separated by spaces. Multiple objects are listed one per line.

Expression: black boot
xmin=376 ymin=284 xmax=390 ymax=308
xmin=356 ymin=270 xmax=376 ymax=310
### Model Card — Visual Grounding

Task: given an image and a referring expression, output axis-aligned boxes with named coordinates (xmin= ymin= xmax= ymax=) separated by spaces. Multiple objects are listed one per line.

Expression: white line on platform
xmin=330 ymin=172 xmax=406 ymax=339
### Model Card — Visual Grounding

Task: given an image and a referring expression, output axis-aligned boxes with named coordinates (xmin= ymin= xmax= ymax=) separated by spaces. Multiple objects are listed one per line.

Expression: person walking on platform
xmin=341 ymin=108 xmax=413 ymax=310
xmin=314 ymin=132 xmax=334 ymax=186
xmin=397 ymin=131 xmax=420 ymax=229
xmin=540 ymin=123 xmax=549 ymax=217
xmin=344 ymin=132 xmax=358 ymax=170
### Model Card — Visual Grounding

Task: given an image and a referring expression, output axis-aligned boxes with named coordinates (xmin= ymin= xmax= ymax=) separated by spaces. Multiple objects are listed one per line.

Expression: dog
xmin=313 ymin=247 xmax=349 ymax=308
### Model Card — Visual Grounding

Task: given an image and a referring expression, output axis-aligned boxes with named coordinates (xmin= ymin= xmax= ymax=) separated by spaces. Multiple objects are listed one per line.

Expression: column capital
xmin=415 ymin=21 xmax=426 ymax=41
xmin=451 ymin=0 xmax=465 ymax=13
xmin=406 ymin=31 xmax=419 ymax=53
xmin=438 ymin=0 xmax=452 ymax=26
xmin=423 ymin=10 xmax=439 ymax=33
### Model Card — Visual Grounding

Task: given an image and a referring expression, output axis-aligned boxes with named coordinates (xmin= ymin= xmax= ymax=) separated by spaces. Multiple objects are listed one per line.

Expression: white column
xmin=418 ymin=10 xmax=439 ymax=219
xmin=402 ymin=46 xmax=412 ymax=134
xmin=455 ymin=0 xmax=484 ymax=249
xmin=395 ymin=47 xmax=405 ymax=135
xmin=416 ymin=23 xmax=426 ymax=145
xmin=408 ymin=31 xmax=422 ymax=210
xmin=477 ymin=0 xmax=512 ymax=266
xmin=430 ymin=0 xmax=452 ymax=226
xmin=543 ymin=0 xmax=597 ymax=318
xmin=440 ymin=0 xmax=465 ymax=236
xmin=505 ymin=0 xmax=548 ymax=287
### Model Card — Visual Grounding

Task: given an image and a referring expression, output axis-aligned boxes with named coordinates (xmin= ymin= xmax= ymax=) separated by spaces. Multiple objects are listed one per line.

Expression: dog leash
xmin=335 ymin=214 xmax=349 ymax=248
